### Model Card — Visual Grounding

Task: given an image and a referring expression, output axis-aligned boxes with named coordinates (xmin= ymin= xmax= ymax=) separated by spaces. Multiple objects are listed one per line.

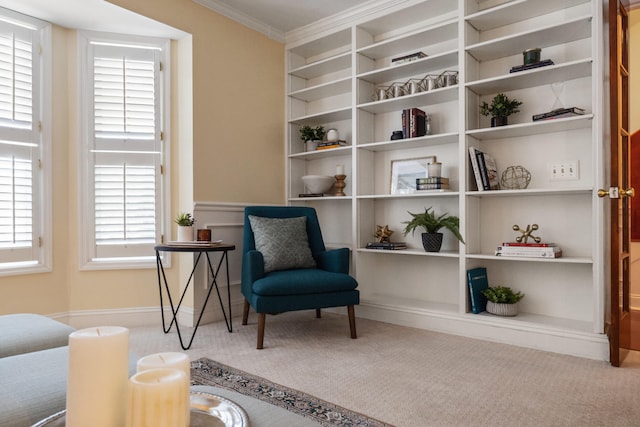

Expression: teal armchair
xmin=241 ymin=206 xmax=359 ymax=349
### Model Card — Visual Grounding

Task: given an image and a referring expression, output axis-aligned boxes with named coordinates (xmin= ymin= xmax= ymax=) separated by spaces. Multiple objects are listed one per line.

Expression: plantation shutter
xmin=89 ymin=43 xmax=161 ymax=259
xmin=0 ymin=20 xmax=39 ymax=265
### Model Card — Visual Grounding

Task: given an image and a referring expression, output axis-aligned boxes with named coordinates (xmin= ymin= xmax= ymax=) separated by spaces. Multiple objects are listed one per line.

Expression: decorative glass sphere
xmin=500 ymin=165 xmax=531 ymax=189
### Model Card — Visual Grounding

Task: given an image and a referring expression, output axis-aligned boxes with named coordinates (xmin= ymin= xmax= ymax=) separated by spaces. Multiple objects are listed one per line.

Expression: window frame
xmin=0 ymin=8 xmax=52 ymax=277
xmin=78 ymin=31 xmax=171 ymax=270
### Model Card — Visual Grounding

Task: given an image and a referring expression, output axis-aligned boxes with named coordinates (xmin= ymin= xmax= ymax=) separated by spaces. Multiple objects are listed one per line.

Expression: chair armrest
xmin=316 ymin=248 xmax=350 ymax=274
xmin=242 ymin=250 xmax=265 ymax=294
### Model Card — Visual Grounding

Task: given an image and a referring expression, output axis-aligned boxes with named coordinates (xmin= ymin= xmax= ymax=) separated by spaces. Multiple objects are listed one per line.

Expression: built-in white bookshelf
xmin=284 ymin=0 xmax=607 ymax=360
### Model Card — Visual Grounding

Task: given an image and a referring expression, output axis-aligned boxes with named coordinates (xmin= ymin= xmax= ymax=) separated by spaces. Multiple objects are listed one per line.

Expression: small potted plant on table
xmin=481 ymin=286 xmax=524 ymax=316
xmin=402 ymin=207 xmax=464 ymax=252
xmin=175 ymin=212 xmax=195 ymax=242
xmin=480 ymin=93 xmax=523 ymax=127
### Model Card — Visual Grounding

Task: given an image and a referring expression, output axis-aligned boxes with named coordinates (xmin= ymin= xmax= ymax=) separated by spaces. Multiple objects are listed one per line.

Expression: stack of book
xmin=469 ymin=147 xmax=499 ymax=191
xmin=365 ymin=241 xmax=407 ymax=250
xmin=391 ymin=51 xmax=427 ymax=66
xmin=510 ymin=59 xmax=554 ymax=73
xmin=401 ymin=108 xmax=428 ymax=138
xmin=416 ymin=177 xmax=449 ymax=191
xmin=532 ymin=107 xmax=585 ymax=121
xmin=316 ymin=140 xmax=348 ymax=150
xmin=495 ymin=242 xmax=562 ymax=258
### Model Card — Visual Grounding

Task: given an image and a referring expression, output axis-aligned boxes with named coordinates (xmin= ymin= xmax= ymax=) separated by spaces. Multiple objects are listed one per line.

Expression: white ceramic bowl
xmin=302 ymin=175 xmax=335 ymax=194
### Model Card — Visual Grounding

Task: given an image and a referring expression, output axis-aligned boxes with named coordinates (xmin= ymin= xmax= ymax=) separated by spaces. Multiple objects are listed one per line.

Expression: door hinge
xmin=38 ymin=237 xmax=42 ymax=247
xmin=160 ymin=164 xmax=164 ymax=175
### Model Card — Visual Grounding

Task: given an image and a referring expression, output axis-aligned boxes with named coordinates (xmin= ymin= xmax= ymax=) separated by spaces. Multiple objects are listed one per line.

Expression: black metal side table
xmin=154 ymin=243 xmax=236 ymax=350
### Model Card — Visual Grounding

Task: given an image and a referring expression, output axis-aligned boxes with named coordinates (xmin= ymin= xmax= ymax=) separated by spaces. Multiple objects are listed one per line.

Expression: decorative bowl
xmin=302 ymin=175 xmax=335 ymax=194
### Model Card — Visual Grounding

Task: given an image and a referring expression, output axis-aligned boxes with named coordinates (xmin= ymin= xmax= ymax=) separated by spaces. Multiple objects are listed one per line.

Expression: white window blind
xmin=80 ymin=35 xmax=167 ymax=265
xmin=0 ymin=12 xmax=48 ymax=272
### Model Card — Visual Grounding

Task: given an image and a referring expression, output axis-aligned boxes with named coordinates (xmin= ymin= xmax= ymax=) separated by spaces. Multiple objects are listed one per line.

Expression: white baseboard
xmin=53 ymin=300 xmax=246 ymax=330
xmin=355 ymin=302 xmax=609 ymax=361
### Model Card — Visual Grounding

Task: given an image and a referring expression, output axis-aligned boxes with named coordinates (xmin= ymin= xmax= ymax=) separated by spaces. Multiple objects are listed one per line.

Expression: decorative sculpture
xmin=375 ymin=225 xmax=394 ymax=243
xmin=513 ymin=224 xmax=541 ymax=243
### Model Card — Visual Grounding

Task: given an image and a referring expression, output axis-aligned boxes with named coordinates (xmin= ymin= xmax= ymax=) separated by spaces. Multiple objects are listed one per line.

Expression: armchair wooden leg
xmin=315 ymin=308 xmax=321 ymax=318
xmin=257 ymin=313 xmax=266 ymax=350
xmin=242 ymin=300 xmax=250 ymax=325
xmin=348 ymin=305 xmax=357 ymax=339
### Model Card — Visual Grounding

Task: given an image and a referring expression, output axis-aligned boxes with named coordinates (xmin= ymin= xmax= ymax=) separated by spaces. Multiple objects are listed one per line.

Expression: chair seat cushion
xmin=252 ymin=269 xmax=358 ymax=296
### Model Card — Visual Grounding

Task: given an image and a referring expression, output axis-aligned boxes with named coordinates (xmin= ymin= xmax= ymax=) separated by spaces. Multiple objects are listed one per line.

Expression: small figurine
xmin=513 ymin=224 xmax=541 ymax=244
xmin=375 ymin=225 xmax=394 ymax=243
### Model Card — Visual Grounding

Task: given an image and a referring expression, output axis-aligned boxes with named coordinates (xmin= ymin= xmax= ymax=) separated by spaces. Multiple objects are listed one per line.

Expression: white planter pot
xmin=486 ymin=301 xmax=518 ymax=316
xmin=177 ymin=226 xmax=194 ymax=242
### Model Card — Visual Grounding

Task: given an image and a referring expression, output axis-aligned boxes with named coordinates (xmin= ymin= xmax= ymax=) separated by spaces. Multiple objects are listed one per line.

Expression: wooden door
xmin=605 ymin=0 xmax=632 ymax=367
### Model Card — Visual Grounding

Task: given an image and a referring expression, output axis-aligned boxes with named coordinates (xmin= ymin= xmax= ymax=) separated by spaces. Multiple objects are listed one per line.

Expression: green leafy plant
xmin=481 ymin=286 xmax=524 ymax=304
xmin=480 ymin=93 xmax=523 ymax=117
xmin=402 ymin=207 xmax=465 ymax=243
xmin=299 ymin=125 xmax=326 ymax=143
xmin=174 ymin=212 xmax=195 ymax=226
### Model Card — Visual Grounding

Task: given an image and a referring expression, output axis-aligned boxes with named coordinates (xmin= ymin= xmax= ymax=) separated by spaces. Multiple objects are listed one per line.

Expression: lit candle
xmin=126 ymin=368 xmax=190 ymax=427
xmin=136 ymin=352 xmax=191 ymax=425
xmin=66 ymin=326 xmax=129 ymax=427
xmin=336 ymin=164 xmax=345 ymax=175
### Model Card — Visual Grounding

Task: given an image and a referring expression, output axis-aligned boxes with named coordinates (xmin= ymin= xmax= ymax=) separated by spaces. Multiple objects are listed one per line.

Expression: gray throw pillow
xmin=248 ymin=215 xmax=317 ymax=273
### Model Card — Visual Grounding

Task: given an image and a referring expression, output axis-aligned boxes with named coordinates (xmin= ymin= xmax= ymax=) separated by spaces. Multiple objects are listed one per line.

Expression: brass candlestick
xmin=334 ymin=174 xmax=346 ymax=196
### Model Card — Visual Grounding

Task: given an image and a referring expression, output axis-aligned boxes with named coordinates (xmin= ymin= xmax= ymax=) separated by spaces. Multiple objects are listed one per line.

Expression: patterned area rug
xmin=191 ymin=358 xmax=391 ymax=427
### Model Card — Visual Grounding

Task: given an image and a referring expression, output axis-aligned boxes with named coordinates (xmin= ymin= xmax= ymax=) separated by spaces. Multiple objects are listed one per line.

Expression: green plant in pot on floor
xmin=402 ymin=207 xmax=464 ymax=252
xmin=480 ymin=93 xmax=522 ymax=127
xmin=481 ymin=286 xmax=524 ymax=316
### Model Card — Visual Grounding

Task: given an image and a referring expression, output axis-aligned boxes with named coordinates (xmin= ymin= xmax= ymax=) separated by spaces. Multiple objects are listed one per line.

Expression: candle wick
xmin=159 ymin=355 xmax=165 ymax=363
xmin=96 ymin=328 xmax=101 ymax=336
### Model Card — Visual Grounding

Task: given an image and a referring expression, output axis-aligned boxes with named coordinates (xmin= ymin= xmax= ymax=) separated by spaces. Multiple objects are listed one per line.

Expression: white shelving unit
xmin=284 ymin=0 xmax=608 ymax=360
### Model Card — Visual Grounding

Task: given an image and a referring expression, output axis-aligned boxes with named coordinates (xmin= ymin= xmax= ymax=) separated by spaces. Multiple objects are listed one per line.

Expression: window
xmin=0 ymin=9 xmax=51 ymax=275
xmin=79 ymin=32 xmax=169 ymax=269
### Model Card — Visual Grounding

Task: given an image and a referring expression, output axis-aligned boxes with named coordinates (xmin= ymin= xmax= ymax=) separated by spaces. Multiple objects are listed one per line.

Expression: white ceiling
xmin=0 ymin=0 xmax=637 ymax=45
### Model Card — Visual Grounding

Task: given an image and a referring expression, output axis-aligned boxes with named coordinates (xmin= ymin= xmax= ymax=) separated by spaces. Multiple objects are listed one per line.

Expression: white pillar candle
xmin=126 ymin=368 xmax=190 ymax=427
xmin=66 ymin=326 xmax=129 ymax=427
xmin=136 ymin=352 xmax=190 ymax=425
xmin=336 ymin=164 xmax=345 ymax=175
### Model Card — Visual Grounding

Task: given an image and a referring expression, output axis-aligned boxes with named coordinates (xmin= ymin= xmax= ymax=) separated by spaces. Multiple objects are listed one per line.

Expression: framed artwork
xmin=390 ymin=156 xmax=437 ymax=194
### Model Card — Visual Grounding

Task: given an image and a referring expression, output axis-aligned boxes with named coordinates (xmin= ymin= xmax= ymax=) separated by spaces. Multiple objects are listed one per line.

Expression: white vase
xmin=306 ymin=140 xmax=319 ymax=151
xmin=486 ymin=301 xmax=518 ymax=316
xmin=177 ymin=226 xmax=194 ymax=242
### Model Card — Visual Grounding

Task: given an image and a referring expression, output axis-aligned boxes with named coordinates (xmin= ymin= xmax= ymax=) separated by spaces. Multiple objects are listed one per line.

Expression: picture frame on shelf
xmin=390 ymin=156 xmax=436 ymax=195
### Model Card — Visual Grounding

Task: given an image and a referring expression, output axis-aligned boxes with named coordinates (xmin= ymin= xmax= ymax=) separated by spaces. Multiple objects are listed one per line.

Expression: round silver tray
xmin=32 ymin=391 xmax=249 ymax=427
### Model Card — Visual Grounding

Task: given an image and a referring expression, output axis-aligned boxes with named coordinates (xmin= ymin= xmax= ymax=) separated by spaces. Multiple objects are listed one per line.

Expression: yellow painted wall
xmin=0 ymin=0 xmax=284 ymax=316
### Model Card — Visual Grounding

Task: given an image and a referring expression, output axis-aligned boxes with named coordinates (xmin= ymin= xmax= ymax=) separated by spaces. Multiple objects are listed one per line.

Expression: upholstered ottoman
xmin=0 ymin=313 xmax=75 ymax=358
xmin=0 ymin=346 xmax=70 ymax=427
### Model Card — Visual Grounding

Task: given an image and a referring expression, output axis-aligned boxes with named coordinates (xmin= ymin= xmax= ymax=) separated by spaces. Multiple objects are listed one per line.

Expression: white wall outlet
xmin=548 ymin=161 xmax=579 ymax=180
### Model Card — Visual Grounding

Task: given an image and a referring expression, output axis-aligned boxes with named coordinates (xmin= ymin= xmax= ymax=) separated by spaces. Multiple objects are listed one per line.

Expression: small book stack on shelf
xmin=532 ymin=107 xmax=585 ymax=122
xmin=510 ymin=59 xmax=554 ymax=73
xmin=495 ymin=242 xmax=562 ymax=258
xmin=365 ymin=241 xmax=407 ymax=250
xmin=469 ymin=147 xmax=499 ymax=191
xmin=401 ymin=108 xmax=428 ymax=138
xmin=416 ymin=177 xmax=449 ymax=191
xmin=316 ymin=140 xmax=348 ymax=150
xmin=391 ymin=51 xmax=427 ymax=66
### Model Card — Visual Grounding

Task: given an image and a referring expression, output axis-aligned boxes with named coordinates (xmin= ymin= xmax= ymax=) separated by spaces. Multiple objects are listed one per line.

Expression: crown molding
xmin=284 ymin=0 xmax=415 ymax=46
xmin=191 ymin=0 xmax=285 ymax=43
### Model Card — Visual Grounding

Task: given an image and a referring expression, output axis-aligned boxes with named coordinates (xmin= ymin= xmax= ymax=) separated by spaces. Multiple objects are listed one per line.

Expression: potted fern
xmin=402 ymin=207 xmax=464 ymax=252
xmin=480 ymin=93 xmax=523 ymax=127
xmin=175 ymin=212 xmax=195 ymax=242
xmin=481 ymin=286 xmax=524 ymax=316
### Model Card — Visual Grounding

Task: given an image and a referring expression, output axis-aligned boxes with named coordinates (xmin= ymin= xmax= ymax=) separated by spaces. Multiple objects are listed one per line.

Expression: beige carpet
xmin=128 ymin=311 xmax=640 ymax=427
